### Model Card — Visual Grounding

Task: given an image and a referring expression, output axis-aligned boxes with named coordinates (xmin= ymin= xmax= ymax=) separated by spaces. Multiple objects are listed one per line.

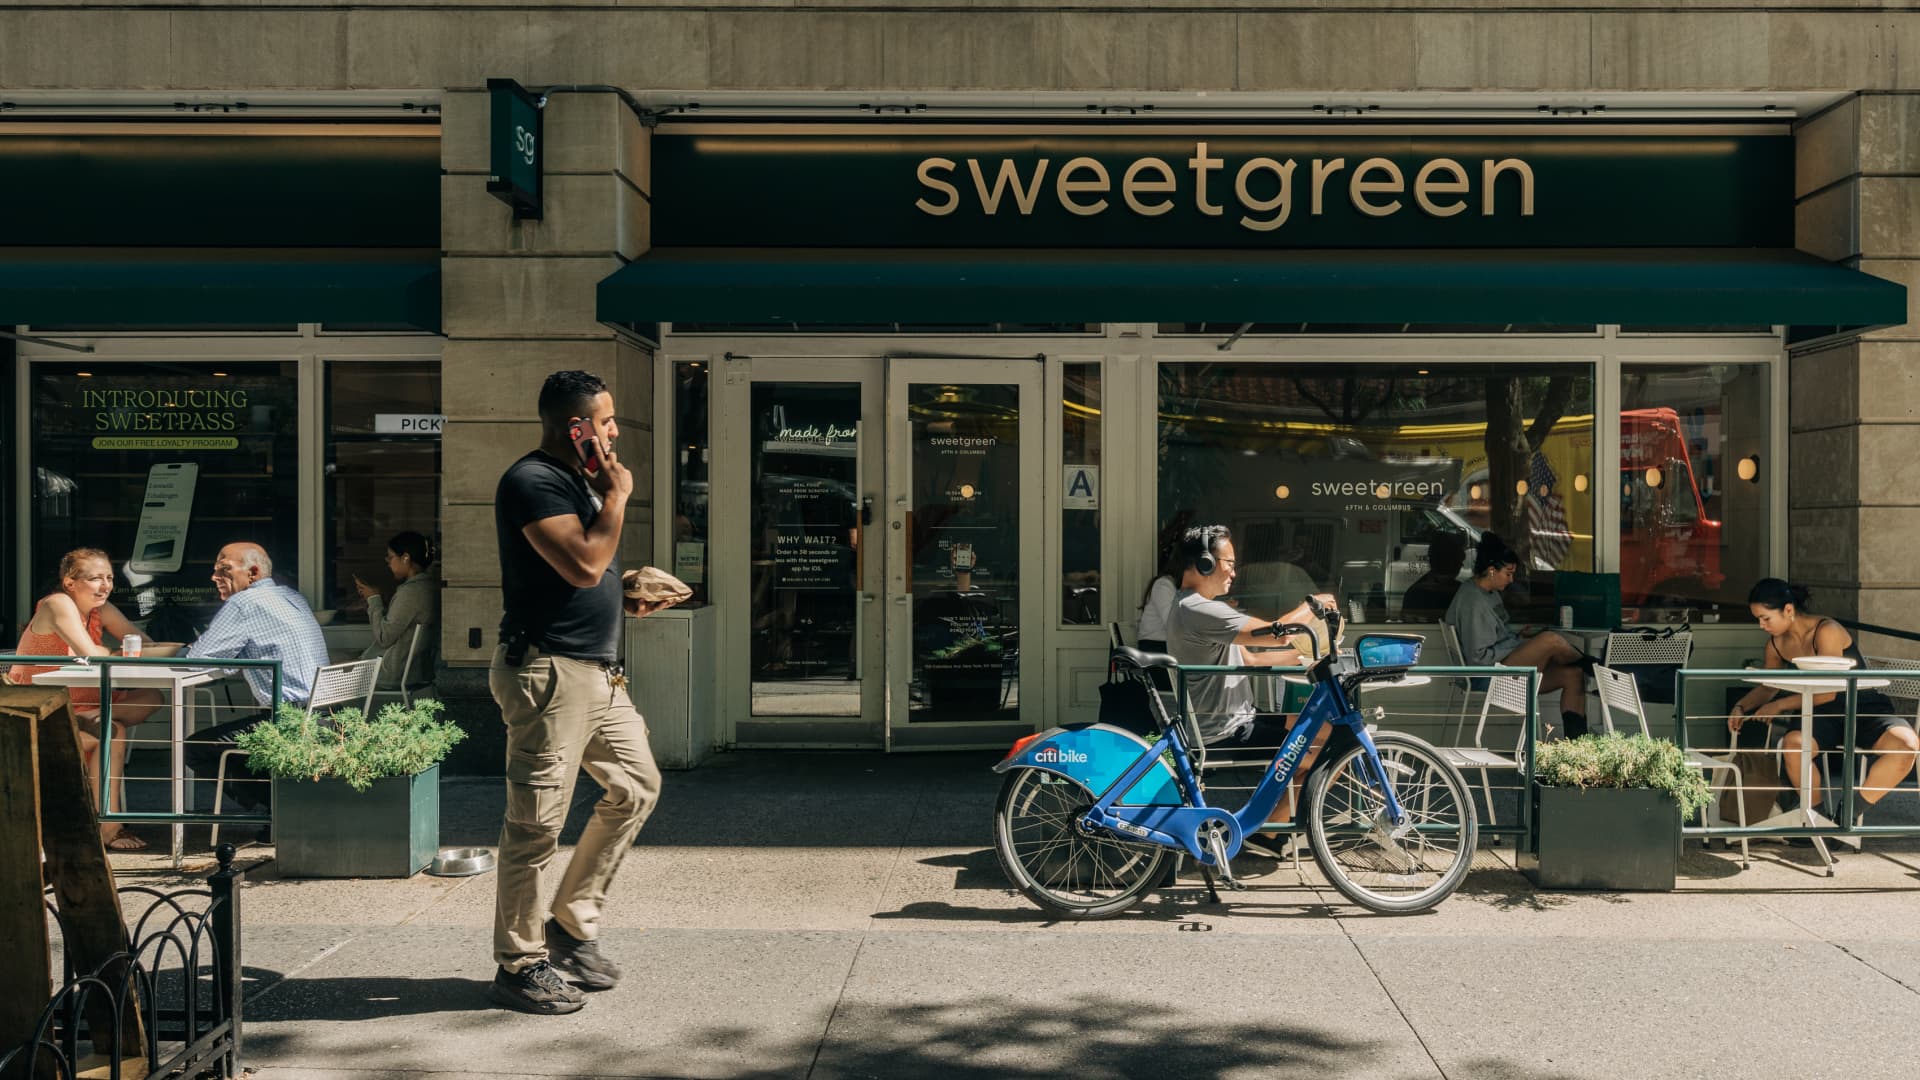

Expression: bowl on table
xmin=1789 ymin=655 xmax=1856 ymax=672
xmin=140 ymin=642 xmax=185 ymax=658
xmin=313 ymin=609 xmax=338 ymax=626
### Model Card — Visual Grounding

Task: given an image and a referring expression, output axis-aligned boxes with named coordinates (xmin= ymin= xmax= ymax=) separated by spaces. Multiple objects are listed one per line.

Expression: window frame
xmin=11 ymin=325 xmax=440 ymax=626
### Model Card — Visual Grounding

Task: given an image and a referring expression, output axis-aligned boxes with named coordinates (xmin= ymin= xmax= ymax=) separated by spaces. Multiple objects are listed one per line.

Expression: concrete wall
xmin=4 ymin=6 xmax=1920 ymax=94
xmin=1794 ymin=93 xmax=1920 ymax=657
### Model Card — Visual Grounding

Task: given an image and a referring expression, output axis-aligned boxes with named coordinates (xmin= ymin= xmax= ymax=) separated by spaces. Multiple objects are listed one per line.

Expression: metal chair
xmin=1439 ymin=621 xmax=1492 ymax=744
xmin=370 ymin=624 xmax=435 ymax=709
xmin=1603 ymin=628 xmax=1693 ymax=704
xmin=1592 ymin=663 xmax=1749 ymax=868
xmin=1435 ymin=669 xmax=1528 ymax=828
xmin=210 ymin=658 xmax=383 ymax=848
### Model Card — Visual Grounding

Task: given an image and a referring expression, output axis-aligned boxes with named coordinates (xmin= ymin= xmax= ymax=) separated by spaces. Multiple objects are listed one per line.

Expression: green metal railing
xmin=3 ymin=653 xmax=282 ymax=832
xmin=1673 ymin=667 xmax=1920 ymax=844
xmin=1169 ymin=662 xmax=1540 ymax=840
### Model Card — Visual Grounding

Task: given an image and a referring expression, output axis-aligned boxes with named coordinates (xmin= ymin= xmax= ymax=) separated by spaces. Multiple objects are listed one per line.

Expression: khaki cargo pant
xmin=490 ymin=644 xmax=663 ymax=972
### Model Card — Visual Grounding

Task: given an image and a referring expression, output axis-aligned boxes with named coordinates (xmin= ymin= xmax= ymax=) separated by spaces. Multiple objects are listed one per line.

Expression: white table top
xmin=30 ymin=664 xmax=219 ymax=690
xmin=1743 ymin=675 xmax=1890 ymax=694
xmin=1282 ymin=673 xmax=1432 ymax=688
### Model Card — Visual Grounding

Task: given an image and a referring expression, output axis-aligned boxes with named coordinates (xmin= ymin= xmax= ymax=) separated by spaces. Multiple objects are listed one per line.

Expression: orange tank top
xmin=7 ymin=600 xmax=104 ymax=688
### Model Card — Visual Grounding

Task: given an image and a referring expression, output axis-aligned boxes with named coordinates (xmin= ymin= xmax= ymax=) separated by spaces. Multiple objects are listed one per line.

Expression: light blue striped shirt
xmin=183 ymin=581 xmax=329 ymax=706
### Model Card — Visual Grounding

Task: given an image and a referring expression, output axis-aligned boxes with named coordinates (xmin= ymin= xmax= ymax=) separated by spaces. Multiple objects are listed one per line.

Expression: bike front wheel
xmin=993 ymin=766 xmax=1169 ymax=920
xmin=1305 ymin=731 xmax=1477 ymax=914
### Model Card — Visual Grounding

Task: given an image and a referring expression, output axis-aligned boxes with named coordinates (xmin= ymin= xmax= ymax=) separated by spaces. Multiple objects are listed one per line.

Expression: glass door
xmin=722 ymin=359 xmax=884 ymax=747
xmin=886 ymin=359 xmax=1042 ymax=749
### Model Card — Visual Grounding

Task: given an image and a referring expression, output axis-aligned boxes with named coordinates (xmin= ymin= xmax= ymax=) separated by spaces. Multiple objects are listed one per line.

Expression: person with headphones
xmin=1164 ymin=524 xmax=1335 ymax=859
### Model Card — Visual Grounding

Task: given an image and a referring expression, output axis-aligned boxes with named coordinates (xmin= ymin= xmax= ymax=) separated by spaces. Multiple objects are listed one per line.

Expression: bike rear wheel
xmin=1306 ymin=731 xmax=1476 ymax=914
xmin=993 ymin=767 xmax=1169 ymax=920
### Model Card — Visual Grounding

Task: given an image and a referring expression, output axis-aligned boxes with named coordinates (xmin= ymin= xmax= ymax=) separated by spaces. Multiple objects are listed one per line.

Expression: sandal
xmin=105 ymin=832 xmax=148 ymax=852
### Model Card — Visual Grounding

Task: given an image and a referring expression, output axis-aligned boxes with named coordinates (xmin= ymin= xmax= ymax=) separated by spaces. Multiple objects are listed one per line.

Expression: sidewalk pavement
xmin=95 ymin=751 xmax=1920 ymax=1080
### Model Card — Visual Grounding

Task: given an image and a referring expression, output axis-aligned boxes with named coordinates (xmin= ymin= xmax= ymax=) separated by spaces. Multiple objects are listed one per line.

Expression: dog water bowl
xmin=426 ymin=847 xmax=496 ymax=877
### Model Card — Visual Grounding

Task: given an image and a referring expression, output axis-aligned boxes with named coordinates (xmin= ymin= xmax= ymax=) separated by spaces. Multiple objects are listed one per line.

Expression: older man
xmin=182 ymin=542 xmax=330 ymax=815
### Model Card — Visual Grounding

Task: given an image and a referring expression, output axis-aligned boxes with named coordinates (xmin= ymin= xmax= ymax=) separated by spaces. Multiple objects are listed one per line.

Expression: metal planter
xmin=1521 ymin=784 xmax=1680 ymax=892
xmin=271 ymin=765 xmax=440 ymax=879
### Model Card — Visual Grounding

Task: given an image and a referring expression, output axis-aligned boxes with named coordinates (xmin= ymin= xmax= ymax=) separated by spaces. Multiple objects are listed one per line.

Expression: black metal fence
xmin=0 ymin=845 xmax=246 ymax=1080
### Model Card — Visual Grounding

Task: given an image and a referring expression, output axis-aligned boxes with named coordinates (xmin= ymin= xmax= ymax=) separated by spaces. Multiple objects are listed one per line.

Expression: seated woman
xmin=1444 ymin=532 xmax=1592 ymax=738
xmin=354 ymin=531 xmax=440 ymax=691
xmin=1728 ymin=579 xmax=1918 ymax=811
xmin=7 ymin=548 xmax=166 ymax=850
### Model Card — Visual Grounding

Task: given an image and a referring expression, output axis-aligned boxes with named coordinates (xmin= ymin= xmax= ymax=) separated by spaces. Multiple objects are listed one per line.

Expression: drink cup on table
xmin=122 ymin=634 xmax=143 ymax=657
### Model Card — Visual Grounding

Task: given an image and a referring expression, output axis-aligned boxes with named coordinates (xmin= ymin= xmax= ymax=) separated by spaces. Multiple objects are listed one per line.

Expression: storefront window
xmin=1157 ymin=362 xmax=1595 ymax=624
xmin=324 ymin=361 xmax=441 ymax=625
xmin=1619 ymin=363 xmax=1771 ymax=614
xmin=1061 ymin=363 xmax=1100 ymax=625
xmin=673 ymin=361 xmax=711 ymax=606
xmin=29 ymin=362 xmax=299 ymax=635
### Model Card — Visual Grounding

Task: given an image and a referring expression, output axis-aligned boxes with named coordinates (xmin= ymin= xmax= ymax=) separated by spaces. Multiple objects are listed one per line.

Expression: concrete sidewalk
xmin=100 ymin=751 xmax=1920 ymax=1079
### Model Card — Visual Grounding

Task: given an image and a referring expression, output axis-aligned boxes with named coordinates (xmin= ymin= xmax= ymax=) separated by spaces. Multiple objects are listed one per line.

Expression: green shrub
xmin=235 ymin=698 xmax=465 ymax=793
xmin=1533 ymin=731 xmax=1714 ymax=820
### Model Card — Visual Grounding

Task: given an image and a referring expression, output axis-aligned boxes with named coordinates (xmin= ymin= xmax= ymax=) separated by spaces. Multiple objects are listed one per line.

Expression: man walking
xmin=489 ymin=370 xmax=664 ymax=1014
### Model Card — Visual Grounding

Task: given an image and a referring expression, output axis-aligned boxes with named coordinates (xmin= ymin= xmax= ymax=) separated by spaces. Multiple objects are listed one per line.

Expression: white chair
xmin=370 ymin=624 xmax=436 ymax=709
xmin=1603 ymin=628 xmax=1693 ymax=705
xmin=1593 ymin=663 xmax=1749 ymax=868
xmin=210 ymin=658 xmax=383 ymax=848
xmin=1436 ymin=669 xmax=1528 ymax=828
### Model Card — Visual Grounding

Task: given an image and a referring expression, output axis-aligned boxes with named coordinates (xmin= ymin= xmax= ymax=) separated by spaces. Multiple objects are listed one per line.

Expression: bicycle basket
xmin=1355 ymin=634 xmax=1423 ymax=672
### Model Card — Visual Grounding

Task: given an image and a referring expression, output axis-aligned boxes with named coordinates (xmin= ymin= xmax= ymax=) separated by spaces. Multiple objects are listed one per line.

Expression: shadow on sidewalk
xmin=248 ymin=975 xmax=496 ymax=1021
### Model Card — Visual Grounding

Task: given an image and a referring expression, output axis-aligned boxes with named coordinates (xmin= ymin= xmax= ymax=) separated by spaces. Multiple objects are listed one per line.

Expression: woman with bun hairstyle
xmin=355 ymin=531 xmax=440 ymax=691
xmin=1444 ymin=532 xmax=1593 ymax=738
xmin=1728 ymin=579 xmax=1916 ymax=810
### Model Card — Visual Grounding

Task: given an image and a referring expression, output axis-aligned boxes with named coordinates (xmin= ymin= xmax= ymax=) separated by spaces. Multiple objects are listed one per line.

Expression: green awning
xmin=0 ymin=248 xmax=441 ymax=331
xmin=598 ymin=247 xmax=1905 ymax=335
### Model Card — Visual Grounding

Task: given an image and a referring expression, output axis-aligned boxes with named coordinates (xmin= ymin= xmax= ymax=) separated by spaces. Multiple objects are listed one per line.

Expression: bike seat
xmin=1111 ymin=645 xmax=1179 ymax=671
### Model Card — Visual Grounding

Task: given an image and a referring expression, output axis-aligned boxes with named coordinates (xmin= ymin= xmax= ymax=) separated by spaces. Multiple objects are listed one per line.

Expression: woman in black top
xmin=1728 ymin=579 xmax=1918 ymax=810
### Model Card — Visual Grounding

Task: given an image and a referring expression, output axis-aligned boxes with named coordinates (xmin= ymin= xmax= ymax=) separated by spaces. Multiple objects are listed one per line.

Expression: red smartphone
xmin=568 ymin=417 xmax=603 ymax=477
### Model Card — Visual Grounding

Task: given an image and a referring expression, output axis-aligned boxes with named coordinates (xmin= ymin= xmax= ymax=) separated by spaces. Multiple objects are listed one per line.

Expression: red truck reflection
xmin=1618 ymin=406 xmax=1724 ymax=606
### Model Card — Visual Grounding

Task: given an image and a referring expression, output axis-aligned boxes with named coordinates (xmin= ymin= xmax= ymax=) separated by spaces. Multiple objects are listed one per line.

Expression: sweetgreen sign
xmin=488 ymin=78 xmax=543 ymax=220
xmin=653 ymin=125 xmax=1791 ymax=249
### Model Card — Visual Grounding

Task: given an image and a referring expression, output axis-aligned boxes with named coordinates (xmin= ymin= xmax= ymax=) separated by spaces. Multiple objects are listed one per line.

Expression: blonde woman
xmin=8 ymin=548 xmax=165 ymax=850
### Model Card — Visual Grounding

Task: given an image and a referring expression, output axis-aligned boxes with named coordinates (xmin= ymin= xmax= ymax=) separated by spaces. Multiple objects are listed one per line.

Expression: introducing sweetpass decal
xmin=915 ymin=143 xmax=1534 ymax=233
xmin=84 ymin=388 xmax=249 ymax=432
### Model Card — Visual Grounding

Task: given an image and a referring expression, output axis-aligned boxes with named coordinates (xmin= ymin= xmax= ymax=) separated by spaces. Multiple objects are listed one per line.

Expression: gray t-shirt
xmin=1445 ymin=583 xmax=1522 ymax=665
xmin=1165 ymin=589 xmax=1254 ymax=743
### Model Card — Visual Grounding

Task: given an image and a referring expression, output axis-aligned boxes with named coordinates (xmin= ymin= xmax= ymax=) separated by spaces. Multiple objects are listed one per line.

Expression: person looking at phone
xmin=487 ymin=370 xmax=669 ymax=1015
xmin=1164 ymin=524 xmax=1336 ymax=859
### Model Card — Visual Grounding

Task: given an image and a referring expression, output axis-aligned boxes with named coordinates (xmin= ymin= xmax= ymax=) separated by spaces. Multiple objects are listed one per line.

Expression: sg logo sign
xmin=515 ymin=124 xmax=536 ymax=167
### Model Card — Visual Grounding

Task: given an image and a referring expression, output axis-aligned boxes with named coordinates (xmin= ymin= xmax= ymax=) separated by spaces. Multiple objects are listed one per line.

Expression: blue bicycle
xmin=993 ymin=598 xmax=1478 ymax=917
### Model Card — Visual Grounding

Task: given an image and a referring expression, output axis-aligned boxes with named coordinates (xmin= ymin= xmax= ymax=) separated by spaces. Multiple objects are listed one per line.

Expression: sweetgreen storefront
xmin=595 ymin=118 xmax=1904 ymax=750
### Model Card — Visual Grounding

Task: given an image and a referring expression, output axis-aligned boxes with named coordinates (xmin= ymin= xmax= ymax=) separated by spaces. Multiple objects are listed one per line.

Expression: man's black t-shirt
xmin=495 ymin=450 xmax=621 ymax=661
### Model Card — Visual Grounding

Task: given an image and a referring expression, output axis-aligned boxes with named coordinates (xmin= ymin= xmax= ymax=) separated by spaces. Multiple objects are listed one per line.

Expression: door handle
xmin=858 ymin=593 xmax=877 ymax=603
xmin=893 ymin=595 xmax=909 ymax=605
xmin=861 ymin=496 xmax=875 ymax=526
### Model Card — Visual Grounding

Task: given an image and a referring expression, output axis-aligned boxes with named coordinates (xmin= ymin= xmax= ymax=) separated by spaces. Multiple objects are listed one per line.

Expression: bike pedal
xmin=1223 ymin=876 xmax=1248 ymax=892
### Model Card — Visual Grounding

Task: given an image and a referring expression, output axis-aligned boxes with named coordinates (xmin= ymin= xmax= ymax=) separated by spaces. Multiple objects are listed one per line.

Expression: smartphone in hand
xmin=568 ymin=417 xmax=604 ymax=477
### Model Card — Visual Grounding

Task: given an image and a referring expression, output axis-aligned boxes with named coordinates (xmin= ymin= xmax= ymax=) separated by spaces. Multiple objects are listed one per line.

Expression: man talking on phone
xmin=488 ymin=369 xmax=668 ymax=1014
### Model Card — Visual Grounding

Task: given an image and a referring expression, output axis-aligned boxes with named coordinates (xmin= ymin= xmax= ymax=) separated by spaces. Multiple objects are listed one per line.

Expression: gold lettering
xmin=1414 ymin=158 xmax=1470 ymax=217
xmin=967 ymin=158 xmax=1050 ymax=216
xmin=1121 ymin=157 xmax=1176 ymax=217
xmin=1482 ymin=158 xmax=1535 ymax=216
xmin=1056 ymin=156 xmax=1111 ymax=216
xmin=1234 ymin=157 xmax=1296 ymax=232
xmin=1187 ymin=142 xmax=1224 ymax=217
xmin=1349 ymin=157 xmax=1404 ymax=217
xmin=914 ymin=157 xmax=960 ymax=216
xmin=1310 ymin=158 xmax=1347 ymax=216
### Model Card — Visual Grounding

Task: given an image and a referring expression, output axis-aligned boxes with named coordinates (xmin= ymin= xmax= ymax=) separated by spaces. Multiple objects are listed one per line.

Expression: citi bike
xmin=992 ymin=597 xmax=1478 ymax=917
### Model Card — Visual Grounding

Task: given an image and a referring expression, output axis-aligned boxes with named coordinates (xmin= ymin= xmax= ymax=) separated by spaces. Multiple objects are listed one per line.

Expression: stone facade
xmin=8 ymin=1 xmax=1919 ymax=675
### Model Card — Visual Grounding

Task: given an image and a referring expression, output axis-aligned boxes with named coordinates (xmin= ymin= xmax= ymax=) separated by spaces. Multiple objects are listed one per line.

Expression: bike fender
xmin=993 ymin=724 xmax=1182 ymax=806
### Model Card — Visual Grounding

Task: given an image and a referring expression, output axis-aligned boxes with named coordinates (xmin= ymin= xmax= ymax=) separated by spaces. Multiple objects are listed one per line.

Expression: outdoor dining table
xmin=1740 ymin=673 xmax=1890 ymax=876
xmin=31 ymin=662 xmax=219 ymax=869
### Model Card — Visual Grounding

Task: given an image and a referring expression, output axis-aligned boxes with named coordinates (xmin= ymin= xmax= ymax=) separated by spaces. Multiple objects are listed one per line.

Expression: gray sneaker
xmin=489 ymin=960 xmax=586 ymax=1014
xmin=545 ymin=918 xmax=622 ymax=992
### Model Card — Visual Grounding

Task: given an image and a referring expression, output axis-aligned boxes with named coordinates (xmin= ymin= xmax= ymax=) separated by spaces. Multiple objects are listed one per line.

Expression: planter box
xmin=1521 ymin=784 xmax=1680 ymax=892
xmin=272 ymin=765 xmax=439 ymax=879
